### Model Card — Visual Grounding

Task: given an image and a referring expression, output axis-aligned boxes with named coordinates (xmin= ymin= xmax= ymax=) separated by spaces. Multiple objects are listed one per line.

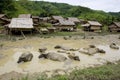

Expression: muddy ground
xmin=0 ymin=34 xmax=120 ymax=80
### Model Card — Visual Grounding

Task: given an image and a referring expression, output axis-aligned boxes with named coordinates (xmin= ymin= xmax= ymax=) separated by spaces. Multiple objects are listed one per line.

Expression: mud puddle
xmin=0 ymin=37 xmax=120 ymax=76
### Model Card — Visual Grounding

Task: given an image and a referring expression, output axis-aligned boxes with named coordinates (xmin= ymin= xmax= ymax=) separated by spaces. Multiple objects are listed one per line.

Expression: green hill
xmin=0 ymin=0 xmax=120 ymax=25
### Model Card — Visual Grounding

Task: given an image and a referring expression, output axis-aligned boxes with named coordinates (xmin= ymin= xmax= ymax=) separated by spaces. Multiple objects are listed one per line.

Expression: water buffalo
xmin=17 ymin=52 xmax=33 ymax=63
xmin=110 ymin=43 xmax=119 ymax=50
xmin=39 ymin=52 xmax=67 ymax=62
xmin=79 ymin=47 xmax=105 ymax=55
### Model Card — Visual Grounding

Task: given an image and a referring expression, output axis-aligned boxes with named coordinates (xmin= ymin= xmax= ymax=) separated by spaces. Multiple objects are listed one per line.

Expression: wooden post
xmin=35 ymin=27 xmax=41 ymax=34
xmin=8 ymin=29 xmax=12 ymax=39
xmin=20 ymin=30 xmax=26 ymax=39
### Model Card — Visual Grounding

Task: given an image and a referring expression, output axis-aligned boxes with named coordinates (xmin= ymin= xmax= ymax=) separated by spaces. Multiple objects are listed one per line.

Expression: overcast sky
xmin=35 ymin=0 xmax=120 ymax=12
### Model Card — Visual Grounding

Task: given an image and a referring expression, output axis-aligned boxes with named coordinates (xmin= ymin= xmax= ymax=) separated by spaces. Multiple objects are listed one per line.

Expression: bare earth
xmin=0 ymin=34 xmax=120 ymax=80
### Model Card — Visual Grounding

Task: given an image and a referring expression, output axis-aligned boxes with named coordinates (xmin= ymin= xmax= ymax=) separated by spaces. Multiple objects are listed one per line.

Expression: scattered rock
xmin=39 ymin=47 xmax=47 ymax=53
xmin=54 ymin=45 xmax=62 ymax=49
xmin=63 ymin=36 xmax=70 ymax=40
xmin=89 ymin=45 xmax=96 ymax=48
xmin=68 ymin=53 xmax=80 ymax=61
xmin=70 ymin=48 xmax=79 ymax=51
xmin=110 ymin=43 xmax=119 ymax=50
xmin=61 ymin=47 xmax=71 ymax=51
xmin=97 ymin=48 xmax=106 ymax=53
xmin=57 ymin=50 xmax=67 ymax=53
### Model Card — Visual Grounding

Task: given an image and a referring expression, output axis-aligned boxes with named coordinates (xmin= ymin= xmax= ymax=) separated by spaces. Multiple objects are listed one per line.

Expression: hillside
xmin=0 ymin=0 xmax=120 ymax=25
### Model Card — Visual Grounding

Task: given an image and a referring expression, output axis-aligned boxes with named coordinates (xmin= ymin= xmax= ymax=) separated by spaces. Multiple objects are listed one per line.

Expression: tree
xmin=0 ymin=0 xmax=16 ymax=17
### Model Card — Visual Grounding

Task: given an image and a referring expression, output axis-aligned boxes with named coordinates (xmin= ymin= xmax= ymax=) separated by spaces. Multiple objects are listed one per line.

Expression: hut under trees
xmin=8 ymin=18 xmax=34 ymax=37
xmin=67 ymin=17 xmax=80 ymax=25
xmin=53 ymin=19 xmax=76 ymax=31
xmin=109 ymin=22 xmax=120 ymax=32
xmin=0 ymin=14 xmax=10 ymax=26
xmin=81 ymin=21 xmax=102 ymax=32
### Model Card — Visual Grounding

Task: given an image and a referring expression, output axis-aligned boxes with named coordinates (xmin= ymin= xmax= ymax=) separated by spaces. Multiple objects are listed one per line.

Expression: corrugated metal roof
xmin=59 ymin=19 xmax=75 ymax=26
xmin=9 ymin=18 xmax=33 ymax=29
xmin=18 ymin=14 xmax=32 ymax=18
xmin=88 ymin=21 xmax=102 ymax=26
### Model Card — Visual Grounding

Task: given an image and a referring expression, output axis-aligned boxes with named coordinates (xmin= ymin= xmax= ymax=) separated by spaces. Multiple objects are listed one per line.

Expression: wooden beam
xmin=35 ymin=27 xmax=41 ymax=34
xmin=20 ymin=30 xmax=26 ymax=39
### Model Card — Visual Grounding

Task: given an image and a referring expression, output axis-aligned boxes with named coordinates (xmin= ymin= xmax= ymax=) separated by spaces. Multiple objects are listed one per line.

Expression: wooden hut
xmin=109 ymin=22 xmax=120 ymax=32
xmin=67 ymin=17 xmax=80 ymax=25
xmin=82 ymin=21 xmax=102 ymax=32
xmin=0 ymin=14 xmax=10 ymax=26
xmin=50 ymin=16 xmax=64 ymax=24
xmin=54 ymin=19 xmax=76 ymax=31
xmin=32 ymin=16 xmax=39 ymax=26
xmin=39 ymin=17 xmax=51 ymax=23
xmin=8 ymin=18 xmax=34 ymax=36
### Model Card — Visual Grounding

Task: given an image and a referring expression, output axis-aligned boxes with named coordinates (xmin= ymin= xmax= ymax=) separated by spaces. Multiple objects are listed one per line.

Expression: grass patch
xmin=17 ymin=61 xmax=120 ymax=80
xmin=35 ymin=31 xmax=84 ymax=37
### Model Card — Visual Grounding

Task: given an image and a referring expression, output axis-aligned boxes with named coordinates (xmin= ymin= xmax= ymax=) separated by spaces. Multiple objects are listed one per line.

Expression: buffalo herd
xmin=17 ymin=43 xmax=119 ymax=63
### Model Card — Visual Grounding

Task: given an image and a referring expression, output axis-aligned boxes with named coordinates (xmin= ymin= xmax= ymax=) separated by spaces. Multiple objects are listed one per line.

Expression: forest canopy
xmin=0 ymin=0 xmax=120 ymax=25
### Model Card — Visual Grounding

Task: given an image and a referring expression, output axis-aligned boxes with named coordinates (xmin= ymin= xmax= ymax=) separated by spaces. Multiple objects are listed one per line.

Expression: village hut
xmin=8 ymin=18 xmax=34 ymax=36
xmin=32 ymin=16 xmax=40 ymax=26
xmin=109 ymin=22 xmax=120 ymax=32
xmin=47 ymin=27 xmax=56 ymax=33
xmin=67 ymin=17 xmax=80 ymax=25
xmin=0 ymin=14 xmax=10 ymax=26
xmin=50 ymin=16 xmax=64 ymax=24
xmin=81 ymin=21 xmax=102 ymax=32
xmin=18 ymin=14 xmax=32 ymax=18
xmin=81 ymin=23 xmax=90 ymax=31
xmin=54 ymin=19 xmax=76 ymax=31
xmin=39 ymin=17 xmax=51 ymax=23
xmin=79 ymin=19 xmax=87 ymax=24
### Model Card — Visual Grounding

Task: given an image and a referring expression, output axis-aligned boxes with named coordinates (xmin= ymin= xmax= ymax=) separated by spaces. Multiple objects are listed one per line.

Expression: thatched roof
xmin=8 ymin=18 xmax=33 ymax=29
xmin=59 ymin=19 xmax=75 ymax=26
xmin=0 ymin=14 xmax=5 ymax=18
xmin=18 ymin=14 xmax=32 ymax=18
xmin=88 ymin=21 xmax=102 ymax=26
xmin=40 ymin=17 xmax=51 ymax=21
xmin=114 ymin=22 xmax=120 ymax=27
xmin=81 ymin=23 xmax=90 ymax=27
xmin=32 ymin=16 xmax=39 ymax=19
xmin=67 ymin=17 xmax=80 ymax=23
xmin=52 ymin=16 xmax=64 ymax=20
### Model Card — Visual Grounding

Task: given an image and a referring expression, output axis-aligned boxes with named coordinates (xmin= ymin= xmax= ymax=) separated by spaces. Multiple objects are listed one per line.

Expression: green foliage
xmin=1 ymin=1 xmax=120 ymax=25
xmin=39 ymin=23 xmax=52 ymax=28
xmin=109 ymin=12 xmax=120 ymax=21
xmin=0 ymin=0 xmax=17 ymax=17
